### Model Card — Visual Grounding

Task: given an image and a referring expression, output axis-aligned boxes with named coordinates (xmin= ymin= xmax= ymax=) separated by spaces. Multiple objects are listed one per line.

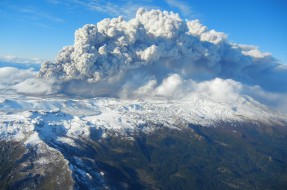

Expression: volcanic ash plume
xmin=37 ymin=8 xmax=287 ymax=111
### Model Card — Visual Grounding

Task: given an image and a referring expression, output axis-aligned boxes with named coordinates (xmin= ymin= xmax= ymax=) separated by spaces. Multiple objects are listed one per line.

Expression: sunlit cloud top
xmin=0 ymin=0 xmax=286 ymax=63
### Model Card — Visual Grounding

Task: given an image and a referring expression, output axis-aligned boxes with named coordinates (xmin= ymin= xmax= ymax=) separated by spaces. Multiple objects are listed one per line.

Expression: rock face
xmin=1 ymin=123 xmax=287 ymax=190
xmin=0 ymin=94 xmax=287 ymax=189
xmin=0 ymin=141 xmax=74 ymax=190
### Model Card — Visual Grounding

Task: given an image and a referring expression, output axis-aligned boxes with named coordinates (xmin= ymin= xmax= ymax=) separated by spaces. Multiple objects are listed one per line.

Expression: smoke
xmin=4 ymin=8 xmax=286 ymax=111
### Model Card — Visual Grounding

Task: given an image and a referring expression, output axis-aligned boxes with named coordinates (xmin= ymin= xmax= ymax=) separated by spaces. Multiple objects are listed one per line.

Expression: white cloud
xmin=0 ymin=55 xmax=43 ymax=70
xmin=154 ymin=74 xmax=183 ymax=97
xmin=130 ymin=76 xmax=241 ymax=102
xmin=0 ymin=67 xmax=56 ymax=95
xmin=239 ymin=44 xmax=272 ymax=59
xmin=20 ymin=7 xmax=64 ymax=23
xmin=164 ymin=0 xmax=192 ymax=17
xmin=193 ymin=78 xmax=242 ymax=103
xmin=71 ymin=0 xmax=157 ymax=19
xmin=0 ymin=67 xmax=36 ymax=87
xmin=14 ymin=78 xmax=58 ymax=95
xmin=0 ymin=55 xmax=44 ymax=64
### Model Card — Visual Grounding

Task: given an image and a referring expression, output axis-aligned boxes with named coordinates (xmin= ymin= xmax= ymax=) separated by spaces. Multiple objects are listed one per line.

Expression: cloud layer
xmin=5 ymin=9 xmax=287 ymax=112
xmin=0 ymin=55 xmax=42 ymax=70
xmin=0 ymin=67 xmax=57 ymax=95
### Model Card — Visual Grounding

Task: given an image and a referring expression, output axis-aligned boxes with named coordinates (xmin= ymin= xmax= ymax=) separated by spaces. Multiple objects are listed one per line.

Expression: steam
xmin=4 ymin=8 xmax=287 ymax=111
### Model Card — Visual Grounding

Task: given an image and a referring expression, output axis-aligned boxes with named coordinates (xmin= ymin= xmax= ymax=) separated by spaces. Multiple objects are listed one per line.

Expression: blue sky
xmin=0 ymin=0 xmax=286 ymax=63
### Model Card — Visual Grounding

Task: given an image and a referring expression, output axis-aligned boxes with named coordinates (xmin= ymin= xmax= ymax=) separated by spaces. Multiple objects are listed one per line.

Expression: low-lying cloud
xmin=2 ymin=9 xmax=287 ymax=112
xmin=0 ymin=55 xmax=42 ymax=70
xmin=0 ymin=67 xmax=57 ymax=95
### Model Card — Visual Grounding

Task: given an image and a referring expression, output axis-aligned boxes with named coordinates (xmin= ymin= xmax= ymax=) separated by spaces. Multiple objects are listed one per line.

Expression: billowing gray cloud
xmin=19 ymin=8 xmax=287 ymax=112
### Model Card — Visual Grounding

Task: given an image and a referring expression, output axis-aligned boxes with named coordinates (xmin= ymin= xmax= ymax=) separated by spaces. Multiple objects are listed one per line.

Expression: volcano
xmin=0 ymin=9 xmax=287 ymax=190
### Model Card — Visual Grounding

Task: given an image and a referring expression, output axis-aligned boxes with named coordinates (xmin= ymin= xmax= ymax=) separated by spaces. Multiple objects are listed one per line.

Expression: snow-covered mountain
xmin=0 ymin=94 xmax=287 ymax=189
xmin=1 ymin=94 xmax=286 ymax=144
xmin=1 ymin=8 xmax=287 ymax=190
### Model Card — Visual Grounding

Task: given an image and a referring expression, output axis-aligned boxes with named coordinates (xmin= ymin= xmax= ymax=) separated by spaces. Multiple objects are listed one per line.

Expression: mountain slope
xmin=0 ymin=94 xmax=287 ymax=189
